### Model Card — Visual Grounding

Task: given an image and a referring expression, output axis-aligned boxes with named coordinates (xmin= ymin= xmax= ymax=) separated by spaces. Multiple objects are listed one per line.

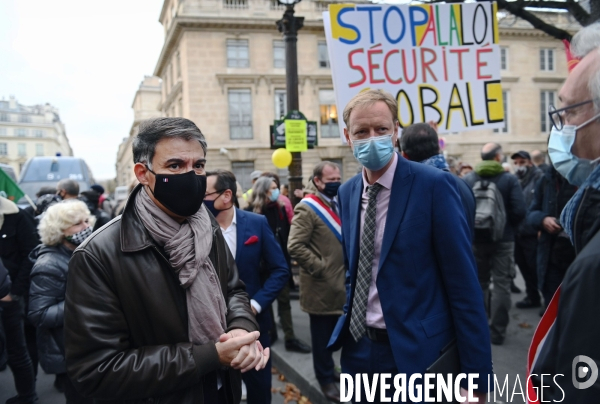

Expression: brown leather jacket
xmin=64 ymin=185 xmax=258 ymax=403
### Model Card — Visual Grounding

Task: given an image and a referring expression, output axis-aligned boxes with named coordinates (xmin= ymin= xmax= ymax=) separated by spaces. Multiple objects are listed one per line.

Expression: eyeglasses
xmin=548 ymin=99 xmax=595 ymax=130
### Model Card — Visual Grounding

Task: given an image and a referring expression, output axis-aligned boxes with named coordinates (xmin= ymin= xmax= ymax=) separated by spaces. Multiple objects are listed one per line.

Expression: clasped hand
xmin=215 ymin=329 xmax=270 ymax=373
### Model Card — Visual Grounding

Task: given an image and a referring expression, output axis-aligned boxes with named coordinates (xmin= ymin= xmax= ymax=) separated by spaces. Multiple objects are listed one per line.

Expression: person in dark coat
xmin=0 ymin=196 xmax=39 ymax=403
xmin=28 ymin=200 xmax=95 ymax=403
xmin=0 ymin=259 xmax=10 ymax=300
xmin=526 ymin=166 xmax=577 ymax=309
xmin=511 ymin=151 xmax=544 ymax=309
xmin=399 ymin=123 xmax=476 ymax=239
xmin=79 ymin=190 xmax=111 ymax=231
xmin=463 ymin=143 xmax=527 ymax=345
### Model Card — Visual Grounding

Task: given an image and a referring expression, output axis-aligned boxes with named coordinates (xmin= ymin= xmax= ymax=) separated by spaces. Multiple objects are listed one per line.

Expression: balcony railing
xmin=223 ymin=0 xmax=248 ymax=9
xmin=270 ymin=0 xmax=285 ymax=11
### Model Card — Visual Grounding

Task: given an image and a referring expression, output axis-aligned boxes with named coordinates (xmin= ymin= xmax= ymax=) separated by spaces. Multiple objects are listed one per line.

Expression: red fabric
xmin=279 ymin=195 xmax=294 ymax=224
xmin=563 ymin=39 xmax=580 ymax=72
xmin=527 ymin=285 xmax=562 ymax=403
xmin=244 ymin=235 xmax=259 ymax=245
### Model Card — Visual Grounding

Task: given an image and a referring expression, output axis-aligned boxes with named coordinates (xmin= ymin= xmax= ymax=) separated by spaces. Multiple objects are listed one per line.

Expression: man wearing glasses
xmin=529 ymin=24 xmax=600 ymax=402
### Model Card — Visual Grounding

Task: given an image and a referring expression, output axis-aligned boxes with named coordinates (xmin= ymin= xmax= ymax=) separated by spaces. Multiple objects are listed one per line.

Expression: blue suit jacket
xmin=328 ymin=154 xmax=493 ymax=389
xmin=234 ymin=208 xmax=289 ymax=340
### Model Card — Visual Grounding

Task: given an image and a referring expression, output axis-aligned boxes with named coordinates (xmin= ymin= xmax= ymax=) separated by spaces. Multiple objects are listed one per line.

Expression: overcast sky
xmin=0 ymin=0 xmax=164 ymax=180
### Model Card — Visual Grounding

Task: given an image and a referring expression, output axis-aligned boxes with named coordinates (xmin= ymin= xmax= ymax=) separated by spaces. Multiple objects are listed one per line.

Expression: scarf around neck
xmin=420 ymin=154 xmax=450 ymax=171
xmin=561 ymin=164 xmax=600 ymax=243
xmin=135 ymin=187 xmax=227 ymax=345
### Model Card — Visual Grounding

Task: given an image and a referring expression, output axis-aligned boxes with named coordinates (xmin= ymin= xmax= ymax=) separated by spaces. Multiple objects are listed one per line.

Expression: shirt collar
xmin=220 ymin=207 xmax=237 ymax=232
xmin=361 ymin=153 xmax=398 ymax=194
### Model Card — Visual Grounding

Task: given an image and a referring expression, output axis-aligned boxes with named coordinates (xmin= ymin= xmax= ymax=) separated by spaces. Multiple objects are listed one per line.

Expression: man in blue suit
xmin=328 ymin=90 xmax=492 ymax=402
xmin=205 ymin=169 xmax=289 ymax=404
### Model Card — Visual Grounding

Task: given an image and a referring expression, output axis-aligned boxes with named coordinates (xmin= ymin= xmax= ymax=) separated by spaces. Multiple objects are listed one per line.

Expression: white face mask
xmin=549 ymin=112 xmax=600 ymax=186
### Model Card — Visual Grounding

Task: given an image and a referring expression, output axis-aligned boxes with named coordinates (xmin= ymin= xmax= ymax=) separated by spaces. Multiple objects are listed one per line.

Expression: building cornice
xmin=532 ymin=77 xmax=566 ymax=83
xmin=154 ymin=16 xmax=325 ymax=76
xmin=215 ymin=73 xmax=332 ymax=94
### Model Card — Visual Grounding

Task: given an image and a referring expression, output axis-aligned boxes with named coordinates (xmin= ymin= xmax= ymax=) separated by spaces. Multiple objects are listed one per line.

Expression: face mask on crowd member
xmin=511 ymin=152 xmax=532 ymax=179
xmin=204 ymin=175 xmax=234 ymax=218
xmin=268 ymin=181 xmax=280 ymax=202
xmin=548 ymin=113 xmax=600 ymax=186
xmin=344 ymin=100 xmax=399 ymax=173
xmin=313 ymin=163 xmax=342 ymax=198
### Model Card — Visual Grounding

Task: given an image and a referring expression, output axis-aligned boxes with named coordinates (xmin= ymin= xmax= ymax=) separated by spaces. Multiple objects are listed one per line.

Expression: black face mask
xmin=321 ymin=181 xmax=341 ymax=198
xmin=146 ymin=167 xmax=207 ymax=217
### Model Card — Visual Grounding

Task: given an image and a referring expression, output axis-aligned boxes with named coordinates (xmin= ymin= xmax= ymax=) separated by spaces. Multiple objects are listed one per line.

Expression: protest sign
xmin=324 ymin=2 xmax=504 ymax=135
xmin=285 ymin=119 xmax=308 ymax=152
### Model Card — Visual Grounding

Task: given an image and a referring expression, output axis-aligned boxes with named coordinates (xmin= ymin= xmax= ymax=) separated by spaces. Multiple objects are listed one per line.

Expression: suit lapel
xmin=235 ymin=208 xmax=247 ymax=262
xmin=348 ymin=177 xmax=363 ymax=275
xmin=379 ymin=155 xmax=414 ymax=269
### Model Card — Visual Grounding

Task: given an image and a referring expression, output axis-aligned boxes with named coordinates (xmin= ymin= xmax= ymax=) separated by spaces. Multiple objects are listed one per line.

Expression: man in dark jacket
xmin=464 ymin=143 xmax=527 ymax=345
xmin=511 ymin=151 xmax=544 ymax=309
xmin=0 ymin=196 xmax=39 ymax=403
xmin=0 ymin=259 xmax=10 ymax=299
xmin=529 ymin=27 xmax=600 ymax=402
xmin=79 ymin=189 xmax=111 ymax=231
xmin=526 ymin=166 xmax=577 ymax=308
xmin=64 ymin=117 xmax=267 ymax=404
xmin=399 ymin=123 xmax=476 ymax=238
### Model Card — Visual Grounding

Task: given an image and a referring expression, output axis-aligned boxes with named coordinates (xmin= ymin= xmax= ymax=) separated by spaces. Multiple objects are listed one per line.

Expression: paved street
xmin=0 ymin=273 xmax=539 ymax=403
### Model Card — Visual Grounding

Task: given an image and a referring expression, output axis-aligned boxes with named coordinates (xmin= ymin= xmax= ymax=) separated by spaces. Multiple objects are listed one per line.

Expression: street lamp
xmin=276 ymin=0 xmax=304 ymax=206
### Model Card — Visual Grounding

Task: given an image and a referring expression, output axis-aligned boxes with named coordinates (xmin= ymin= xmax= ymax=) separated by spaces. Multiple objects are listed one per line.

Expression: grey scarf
xmin=135 ymin=187 xmax=227 ymax=344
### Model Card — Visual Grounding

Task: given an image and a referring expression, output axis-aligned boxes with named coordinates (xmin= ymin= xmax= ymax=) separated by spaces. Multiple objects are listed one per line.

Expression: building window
xmin=16 ymin=128 xmax=27 ymax=137
xmin=540 ymin=48 xmax=554 ymax=71
xmin=178 ymin=98 xmax=183 ymax=117
xmin=0 ymin=113 xmax=8 ymax=122
xmin=0 ymin=128 xmax=5 ymax=136
xmin=319 ymin=89 xmax=339 ymax=138
xmin=269 ymin=0 xmax=285 ymax=10
xmin=34 ymin=130 xmax=44 ymax=138
xmin=500 ymin=47 xmax=508 ymax=70
xmin=318 ymin=41 xmax=330 ymax=68
xmin=227 ymin=39 xmax=249 ymax=67
xmin=228 ymin=89 xmax=253 ymax=139
xmin=540 ymin=90 xmax=556 ymax=132
xmin=232 ymin=161 xmax=255 ymax=192
xmin=18 ymin=143 xmax=26 ymax=157
xmin=273 ymin=40 xmax=285 ymax=68
xmin=36 ymin=143 xmax=44 ymax=156
xmin=0 ymin=143 xmax=6 ymax=156
xmin=493 ymin=91 xmax=509 ymax=133
xmin=176 ymin=51 xmax=181 ymax=78
xmin=19 ymin=115 xmax=31 ymax=123
xmin=223 ymin=0 xmax=248 ymax=9
xmin=275 ymin=89 xmax=287 ymax=120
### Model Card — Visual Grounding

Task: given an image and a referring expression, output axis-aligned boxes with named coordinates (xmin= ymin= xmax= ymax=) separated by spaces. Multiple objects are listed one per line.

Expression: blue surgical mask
xmin=351 ymin=134 xmax=395 ymax=171
xmin=269 ymin=189 xmax=280 ymax=202
xmin=549 ymin=113 xmax=600 ymax=186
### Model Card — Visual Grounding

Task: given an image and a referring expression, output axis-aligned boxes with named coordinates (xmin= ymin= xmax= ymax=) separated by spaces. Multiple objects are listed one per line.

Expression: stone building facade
xmin=115 ymin=1 xmax=580 ymax=189
xmin=0 ymin=96 xmax=73 ymax=177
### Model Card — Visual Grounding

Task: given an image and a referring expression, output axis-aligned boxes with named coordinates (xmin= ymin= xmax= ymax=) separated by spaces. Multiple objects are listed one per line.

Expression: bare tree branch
xmin=495 ymin=0 xmax=573 ymax=40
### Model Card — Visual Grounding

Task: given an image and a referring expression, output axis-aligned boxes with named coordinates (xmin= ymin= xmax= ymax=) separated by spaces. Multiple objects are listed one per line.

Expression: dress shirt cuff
xmin=250 ymin=299 xmax=262 ymax=314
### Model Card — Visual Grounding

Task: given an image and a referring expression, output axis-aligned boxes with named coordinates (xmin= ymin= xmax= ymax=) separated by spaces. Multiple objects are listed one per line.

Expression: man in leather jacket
xmin=64 ymin=117 xmax=267 ymax=404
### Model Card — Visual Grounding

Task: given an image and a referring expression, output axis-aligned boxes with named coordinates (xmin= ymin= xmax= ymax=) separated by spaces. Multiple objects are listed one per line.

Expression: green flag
xmin=0 ymin=168 xmax=24 ymax=202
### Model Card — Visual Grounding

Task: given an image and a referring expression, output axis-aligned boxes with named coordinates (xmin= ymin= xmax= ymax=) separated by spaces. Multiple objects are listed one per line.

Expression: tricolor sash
xmin=527 ymin=285 xmax=562 ymax=403
xmin=300 ymin=194 xmax=342 ymax=243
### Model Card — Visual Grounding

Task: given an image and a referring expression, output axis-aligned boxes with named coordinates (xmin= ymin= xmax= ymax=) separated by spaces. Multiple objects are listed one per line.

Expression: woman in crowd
xmin=28 ymin=200 xmax=95 ymax=404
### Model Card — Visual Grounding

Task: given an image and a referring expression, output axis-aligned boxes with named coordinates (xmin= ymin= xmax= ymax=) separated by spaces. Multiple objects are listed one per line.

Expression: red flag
xmin=563 ymin=39 xmax=580 ymax=72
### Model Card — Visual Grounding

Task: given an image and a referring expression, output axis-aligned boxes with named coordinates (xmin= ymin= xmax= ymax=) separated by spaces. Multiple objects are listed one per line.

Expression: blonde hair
xmin=38 ymin=200 xmax=94 ymax=246
xmin=342 ymin=89 xmax=398 ymax=128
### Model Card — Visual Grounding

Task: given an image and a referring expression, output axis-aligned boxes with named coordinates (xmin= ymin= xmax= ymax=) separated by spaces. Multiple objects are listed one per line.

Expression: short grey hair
xmin=38 ymin=200 xmax=94 ymax=246
xmin=132 ymin=117 xmax=208 ymax=169
xmin=56 ymin=179 xmax=79 ymax=197
xmin=570 ymin=23 xmax=600 ymax=112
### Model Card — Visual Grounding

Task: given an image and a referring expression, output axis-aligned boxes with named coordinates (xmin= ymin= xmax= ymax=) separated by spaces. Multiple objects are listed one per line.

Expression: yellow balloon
xmin=272 ymin=148 xmax=292 ymax=168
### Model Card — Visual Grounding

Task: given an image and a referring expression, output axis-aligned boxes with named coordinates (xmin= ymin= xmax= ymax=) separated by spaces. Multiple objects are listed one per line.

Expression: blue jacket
xmin=328 ymin=154 xmax=493 ymax=390
xmin=233 ymin=208 xmax=289 ymax=339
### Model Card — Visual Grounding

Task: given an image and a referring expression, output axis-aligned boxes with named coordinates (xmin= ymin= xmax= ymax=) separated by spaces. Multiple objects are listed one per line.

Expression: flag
xmin=0 ymin=168 xmax=25 ymax=202
xmin=563 ymin=39 xmax=580 ymax=72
